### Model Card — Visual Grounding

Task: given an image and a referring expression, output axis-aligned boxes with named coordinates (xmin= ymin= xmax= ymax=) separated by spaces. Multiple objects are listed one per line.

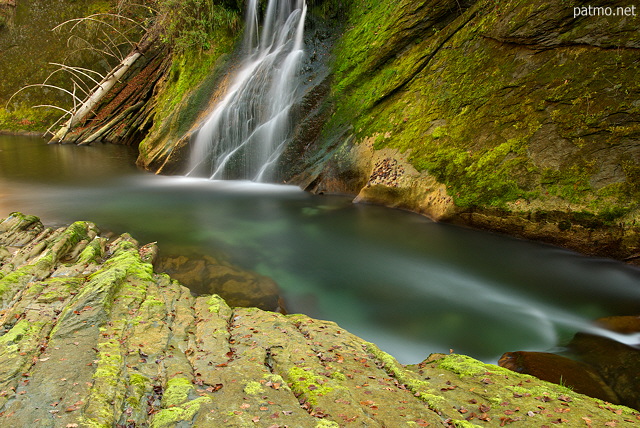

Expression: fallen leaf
xmin=479 ymin=404 xmax=491 ymax=413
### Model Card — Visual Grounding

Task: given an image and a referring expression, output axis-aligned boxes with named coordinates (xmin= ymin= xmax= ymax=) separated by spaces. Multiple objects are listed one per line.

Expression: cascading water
xmin=187 ymin=0 xmax=307 ymax=182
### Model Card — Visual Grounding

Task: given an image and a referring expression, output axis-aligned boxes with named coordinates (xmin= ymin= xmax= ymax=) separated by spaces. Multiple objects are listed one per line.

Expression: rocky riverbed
xmin=0 ymin=212 xmax=638 ymax=427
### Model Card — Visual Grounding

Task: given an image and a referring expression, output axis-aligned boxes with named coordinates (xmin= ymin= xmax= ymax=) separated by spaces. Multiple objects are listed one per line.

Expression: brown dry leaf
xmin=479 ymin=404 xmax=491 ymax=413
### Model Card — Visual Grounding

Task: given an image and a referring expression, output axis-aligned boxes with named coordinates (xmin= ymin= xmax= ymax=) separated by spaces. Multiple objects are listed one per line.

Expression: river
xmin=1 ymin=134 xmax=640 ymax=364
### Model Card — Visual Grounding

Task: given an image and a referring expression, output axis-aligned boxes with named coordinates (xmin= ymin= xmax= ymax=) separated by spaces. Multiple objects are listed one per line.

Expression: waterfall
xmin=187 ymin=0 xmax=307 ymax=182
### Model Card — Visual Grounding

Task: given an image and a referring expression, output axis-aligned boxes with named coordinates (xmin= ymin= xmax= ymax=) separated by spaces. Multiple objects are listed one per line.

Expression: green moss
xmin=450 ymin=420 xmax=482 ymax=428
xmin=151 ymin=396 xmax=211 ymax=428
xmin=77 ymin=237 xmax=105 ymax=264
xmin=37 ymin=277 xmax=83 ymax=302
xmin=287 ymin=366 xmax=337 ymax=405
xmin=93 ymin=339 xmax=123 ymax=384
xmin=0 ymin=267 xmax=34 ymax=298
xmin=436 ymin=354 xmax=492 ymax=378
xmin=0 ymin=105 xmax=59 ymax=133
xmin=330 ymin=371 xmax=346 ymax=381
xmin=163 ymin=377 xmax=194 ymax=408
xmin=243 ymin=380 xmax=264 ymax=396
xmin=127 ymin=373 xmax=150 ymax=408
xmin=320 ymin=0 xmax=640 ymax=218
xmin=207 ymin=294 xmax=226 ymax=314
xmin=315 ymin=420 xmax=340 ymax=428
xmin=0 ymin=320 xmax=31 ymax=353
xmin=83 ymin=338 xmax=126 ymax=427
xmin=365 ymin=343 xmax=444 ymax=410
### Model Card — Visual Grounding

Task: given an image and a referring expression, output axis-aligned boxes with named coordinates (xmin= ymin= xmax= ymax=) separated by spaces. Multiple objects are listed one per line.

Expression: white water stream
xmin=188 ymin=0 xmax=307 ymax=181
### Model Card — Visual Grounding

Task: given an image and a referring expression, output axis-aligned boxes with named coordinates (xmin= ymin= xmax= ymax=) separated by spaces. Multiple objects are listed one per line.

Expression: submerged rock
xmin=498 ymin=315 xmax=640 ymax=411
xmin=498 ymin=351 xmax=620 ymax=404
xmin=156 ymin=254 xmax=284 ymax=312
xmin=0 ymin=212 xmax=638 ymax=427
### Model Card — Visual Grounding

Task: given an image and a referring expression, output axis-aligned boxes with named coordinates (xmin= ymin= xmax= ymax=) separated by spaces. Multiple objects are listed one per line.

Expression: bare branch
xmin=49 ymin=62 xmax=105 ymax=85
xmin=64 ymin=36 xmax=120 ymax=64
xmin=33 ymin=104 xmax=74 ymax=116
xmin=52 ymin=13 xmax=146 ymax=33
xmin=7 ymin=83 xmax=84 ymax=108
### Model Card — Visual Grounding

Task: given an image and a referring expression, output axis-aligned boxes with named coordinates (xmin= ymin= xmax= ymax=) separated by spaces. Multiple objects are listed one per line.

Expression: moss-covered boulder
xmin=0 ymin=212 xmax=638 ymax=427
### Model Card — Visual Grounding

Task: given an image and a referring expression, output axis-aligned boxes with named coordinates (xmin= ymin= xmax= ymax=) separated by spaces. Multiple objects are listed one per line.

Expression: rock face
xmin=285 ymin=0 xmax=640 ymax=261
xmin=130 ymin=0 xmax=640 ymax=261
xmin=0 ymin=212 xmax=639 ymax=427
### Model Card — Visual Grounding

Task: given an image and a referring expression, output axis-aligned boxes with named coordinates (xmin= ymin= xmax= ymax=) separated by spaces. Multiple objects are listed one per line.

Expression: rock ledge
xmin=0 ymin=213 xmax=637 ymax=427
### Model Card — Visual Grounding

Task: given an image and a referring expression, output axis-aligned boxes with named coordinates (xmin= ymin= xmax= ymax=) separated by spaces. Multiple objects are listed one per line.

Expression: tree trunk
xmin=49 ymin=31 xmax=157 ymax=144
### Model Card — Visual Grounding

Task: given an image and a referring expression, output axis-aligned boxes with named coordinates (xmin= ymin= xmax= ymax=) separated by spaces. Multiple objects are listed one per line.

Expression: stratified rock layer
xmin=0 ymin=212 xmax=638 ymax=427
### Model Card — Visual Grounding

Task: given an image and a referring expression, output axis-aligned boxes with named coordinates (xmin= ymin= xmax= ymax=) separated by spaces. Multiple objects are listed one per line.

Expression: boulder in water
xmin=498 ymin=351 xmax=620 ymax=404
xmin=156 ymin=254 xmax=284 ymax=312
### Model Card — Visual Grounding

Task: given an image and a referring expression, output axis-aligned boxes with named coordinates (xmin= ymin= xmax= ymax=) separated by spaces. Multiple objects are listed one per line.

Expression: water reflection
xmin=1 ymin=135 xmax=640 ymax=363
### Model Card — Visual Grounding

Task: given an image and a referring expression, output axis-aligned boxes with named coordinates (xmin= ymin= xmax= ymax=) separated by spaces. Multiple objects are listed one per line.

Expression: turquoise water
xmin=2 ymin=135 xmax=640 ymax=363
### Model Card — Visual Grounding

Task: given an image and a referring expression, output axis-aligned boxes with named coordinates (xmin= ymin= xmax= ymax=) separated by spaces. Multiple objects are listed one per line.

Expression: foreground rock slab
xmin=0 ymin=213 xmax=638 ymax=427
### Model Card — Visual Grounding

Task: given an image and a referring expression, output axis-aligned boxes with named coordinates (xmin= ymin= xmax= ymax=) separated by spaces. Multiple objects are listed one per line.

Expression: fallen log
xmin=78 ymin=100 xmax=144 ymax=145
xmin=49 ymin=28 xmax=158 ymax=143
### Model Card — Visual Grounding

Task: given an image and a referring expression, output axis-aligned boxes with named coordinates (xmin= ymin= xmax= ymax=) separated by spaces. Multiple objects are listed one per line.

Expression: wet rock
xmin=156 ymin=254 xmax=283 ymax=312
xmin=498 ymin=351 xmax=620 ymax=404
xmin=567 ymin=319 xmax=640 ymax=411
xmin=499 ymin=315 xmax=640 ymax=411
xmin=0 ymin=213 xmax=639 ymax=427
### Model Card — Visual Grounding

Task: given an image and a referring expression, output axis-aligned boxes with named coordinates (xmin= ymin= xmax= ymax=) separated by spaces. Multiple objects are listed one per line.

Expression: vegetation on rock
xmin=0 ymin=212 xmax=638 ymax=426
xmin=286 ymin=0 xmax=640 ymax=260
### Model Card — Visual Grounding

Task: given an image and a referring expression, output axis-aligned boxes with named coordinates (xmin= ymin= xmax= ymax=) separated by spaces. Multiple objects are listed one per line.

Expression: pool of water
xmin=2 ymin=135 xmax=640 ymax=364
